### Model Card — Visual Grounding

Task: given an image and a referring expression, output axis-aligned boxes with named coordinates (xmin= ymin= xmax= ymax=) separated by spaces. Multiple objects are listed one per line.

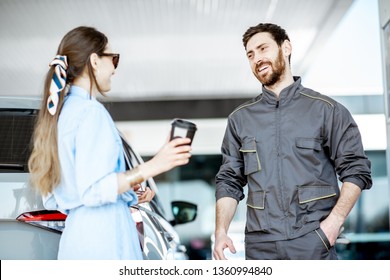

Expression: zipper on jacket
xmin=276 ymin=100 xmax=279 ymax=108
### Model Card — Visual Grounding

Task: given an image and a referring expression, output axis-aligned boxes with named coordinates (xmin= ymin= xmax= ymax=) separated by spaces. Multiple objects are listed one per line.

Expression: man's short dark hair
xmin=242 ymin=23 xmax=290 ymax=49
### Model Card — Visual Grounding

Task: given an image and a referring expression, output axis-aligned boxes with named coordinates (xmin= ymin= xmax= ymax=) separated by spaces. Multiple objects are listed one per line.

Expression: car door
xmin=121 ymin=137 xmax=180 ymax=259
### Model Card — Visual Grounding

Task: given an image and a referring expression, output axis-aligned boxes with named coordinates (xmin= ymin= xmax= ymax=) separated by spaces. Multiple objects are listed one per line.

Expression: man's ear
xmin=282 ymin=40 xmax=292 ymax=57
xmin=89 ymin=53 xmax=99 ymax=71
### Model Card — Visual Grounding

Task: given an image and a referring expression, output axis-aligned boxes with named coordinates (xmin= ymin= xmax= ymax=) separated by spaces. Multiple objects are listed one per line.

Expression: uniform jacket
xmin=215 ymin=77 xmax=372 ymax=243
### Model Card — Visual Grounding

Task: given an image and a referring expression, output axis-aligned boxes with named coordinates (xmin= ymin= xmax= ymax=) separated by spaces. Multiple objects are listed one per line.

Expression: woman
xmin=28 ymin=26 xmax=192 ymax=259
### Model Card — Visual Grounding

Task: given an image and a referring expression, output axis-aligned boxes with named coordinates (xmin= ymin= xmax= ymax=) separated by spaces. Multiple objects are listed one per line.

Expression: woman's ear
xmin=89 ymin=53 xmax=99 ymax=71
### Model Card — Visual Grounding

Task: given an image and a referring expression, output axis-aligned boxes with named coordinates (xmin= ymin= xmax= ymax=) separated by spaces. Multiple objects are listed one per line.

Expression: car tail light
xmin=17 ymin=210 xmax=67 ymax=232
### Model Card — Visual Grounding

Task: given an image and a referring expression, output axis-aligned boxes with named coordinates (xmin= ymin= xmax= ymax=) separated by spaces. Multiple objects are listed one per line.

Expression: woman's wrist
xmin=138 ymin=160 xmax=158 ymax=181
xmin=124 ymin=166 xmax=144 ymax=188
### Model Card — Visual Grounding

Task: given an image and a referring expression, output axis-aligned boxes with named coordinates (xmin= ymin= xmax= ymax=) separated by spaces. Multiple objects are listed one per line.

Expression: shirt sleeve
xmin=43 ymin=192 xmax=69 ymax=214
xmin=328 ymin=103 xmax=372 ymax=190
xmin=215 ymin=117 xmax=246 ymax=202
xmin=43 ymin=192 xmax=58 ymax=210
xmin=74 ymin=104 xmax=121 ymax=207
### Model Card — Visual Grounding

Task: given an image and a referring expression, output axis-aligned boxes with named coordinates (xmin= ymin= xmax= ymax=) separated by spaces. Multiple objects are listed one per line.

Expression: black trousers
xmin=245 ymin=228 xmax=338 ymax=260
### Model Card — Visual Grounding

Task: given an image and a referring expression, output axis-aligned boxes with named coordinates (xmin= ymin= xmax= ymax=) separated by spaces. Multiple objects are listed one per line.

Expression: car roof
xmin=0 ymin=96 xmax=41 ymax=110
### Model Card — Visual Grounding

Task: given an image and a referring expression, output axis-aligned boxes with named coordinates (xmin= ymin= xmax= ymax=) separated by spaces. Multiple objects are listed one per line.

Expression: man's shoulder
xmin=299 ymin=87 xmax=337 ymax=107
xmin=229 ymin=95 xmax=263 ymax=118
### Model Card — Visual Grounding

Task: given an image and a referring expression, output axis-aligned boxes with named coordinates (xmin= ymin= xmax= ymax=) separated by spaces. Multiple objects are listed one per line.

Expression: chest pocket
xmin=295 ymin=137 xmax=322 ymax=151
xmin=239 ymin=137 xmax=261 ymax=175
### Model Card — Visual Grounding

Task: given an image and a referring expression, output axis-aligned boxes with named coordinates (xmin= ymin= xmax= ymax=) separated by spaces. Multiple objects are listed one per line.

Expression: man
xmin=213 ymin=23 xmax=372 ymax=260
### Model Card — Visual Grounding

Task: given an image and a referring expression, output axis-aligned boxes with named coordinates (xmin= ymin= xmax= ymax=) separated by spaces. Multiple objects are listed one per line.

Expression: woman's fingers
xmin=137 ymin=188 xmax=155 ymax=204
xmin=169 ymin=137 xmax=192 ymax=147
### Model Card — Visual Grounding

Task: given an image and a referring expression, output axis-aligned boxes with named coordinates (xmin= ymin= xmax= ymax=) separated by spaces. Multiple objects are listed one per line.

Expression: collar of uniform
xmin=262 ymin=76 xmax=302 ymax=106
xmin=67 ymin=85 xmax=96 ymax=100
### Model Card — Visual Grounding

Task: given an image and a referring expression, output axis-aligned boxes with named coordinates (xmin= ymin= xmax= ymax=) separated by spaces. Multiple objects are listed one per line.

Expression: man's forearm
xmin=331 ymin=181 xmax=362 ymax=226
xmin=215 ymin=197 xmax=238 ymax=235
xmin=332 ymin=182 xmax=362 ymax=222
xmin=320 ymin=181 xmax=362 ymax=245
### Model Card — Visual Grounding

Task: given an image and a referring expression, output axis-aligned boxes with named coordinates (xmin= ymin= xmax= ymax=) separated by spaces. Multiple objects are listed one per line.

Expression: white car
xmin=0 ymin=96 xmax=197 ymax=260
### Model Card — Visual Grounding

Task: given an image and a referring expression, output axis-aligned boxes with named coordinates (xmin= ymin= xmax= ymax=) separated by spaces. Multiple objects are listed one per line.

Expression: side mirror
xmin=170 ymin=201 xmax=197 ymax=226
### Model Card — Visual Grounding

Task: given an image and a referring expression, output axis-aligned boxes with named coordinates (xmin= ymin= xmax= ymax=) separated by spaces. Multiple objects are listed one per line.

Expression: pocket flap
xmin=239 ymin=137 xmax=257 ymax=153
xmin=247 ymin=190 xmax=265 ymax=209
xmin=296 ymin=138 xmax=322 ymax=151
xmin=239 ymin=137 xmax=261 ymax=175
xmin=298 ymin=185 xmax=336 ymax=204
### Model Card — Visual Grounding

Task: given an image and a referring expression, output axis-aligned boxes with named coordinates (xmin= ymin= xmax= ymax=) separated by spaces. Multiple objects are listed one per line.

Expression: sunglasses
xmin=98 ymin=53 xmax=120 ymax=69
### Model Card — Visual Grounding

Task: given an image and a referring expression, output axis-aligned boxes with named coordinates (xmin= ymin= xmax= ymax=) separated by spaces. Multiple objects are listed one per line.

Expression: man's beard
xmin=254 ymin=48 xmax=286 ymax=87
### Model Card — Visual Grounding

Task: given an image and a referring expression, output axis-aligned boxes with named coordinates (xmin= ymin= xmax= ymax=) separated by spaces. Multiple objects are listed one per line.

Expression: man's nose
xmin=253 ymin=53 xmax=263 ymax=65
xmin=254 ymin=56 xmax=263 ymax=67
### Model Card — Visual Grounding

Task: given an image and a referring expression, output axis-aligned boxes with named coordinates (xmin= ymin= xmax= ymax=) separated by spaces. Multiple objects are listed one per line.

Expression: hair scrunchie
xmin=47 ymin=55 xmax=68 ymax=115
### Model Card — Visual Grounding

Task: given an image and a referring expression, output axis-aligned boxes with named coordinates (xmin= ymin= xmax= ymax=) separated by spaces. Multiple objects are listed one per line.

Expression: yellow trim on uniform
xmin=247 ymin=204 xmax=265 ymax=210
xmin=315 ymin=229 xmax=330 ymax=251
xmin=299 ymin=193 xmax=337 ymax=204
xmin=230 ymin=96 xmax=263 ymax=116
xmin=300 ymin=92 xmax=334 ymax=107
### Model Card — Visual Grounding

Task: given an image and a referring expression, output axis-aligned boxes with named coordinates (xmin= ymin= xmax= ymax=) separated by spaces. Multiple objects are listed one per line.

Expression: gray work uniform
xmin=215 ymin=77 xmax=372 ymax=259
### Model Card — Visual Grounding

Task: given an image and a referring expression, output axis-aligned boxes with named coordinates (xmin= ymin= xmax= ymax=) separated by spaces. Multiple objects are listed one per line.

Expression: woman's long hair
xmin=28 ymin=26 xmax=108 ymax=196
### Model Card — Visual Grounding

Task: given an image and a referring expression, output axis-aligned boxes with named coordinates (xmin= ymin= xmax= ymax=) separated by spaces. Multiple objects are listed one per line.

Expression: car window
xmin=0 ymin=109 xmax=37 ymax=172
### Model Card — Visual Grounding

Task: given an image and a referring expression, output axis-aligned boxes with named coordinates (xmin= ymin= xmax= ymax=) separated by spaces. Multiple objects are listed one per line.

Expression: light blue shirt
xmin=43 ymin=86 xmax=142 ymax=259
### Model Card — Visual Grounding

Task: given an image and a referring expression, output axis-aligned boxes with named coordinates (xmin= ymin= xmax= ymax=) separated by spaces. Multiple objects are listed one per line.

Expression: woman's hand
xmin=117 ymin=137 xmax=192 ymax=195
xmin=133 ymin=184 xmax=155 ymax=204
xmin=140 ymin=137 xmax=192 ymax=179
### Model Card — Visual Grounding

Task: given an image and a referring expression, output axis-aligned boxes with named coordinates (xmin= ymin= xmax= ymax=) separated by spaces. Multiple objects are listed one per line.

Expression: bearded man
xmin=213 ymin=23 xmax=372 ymax=260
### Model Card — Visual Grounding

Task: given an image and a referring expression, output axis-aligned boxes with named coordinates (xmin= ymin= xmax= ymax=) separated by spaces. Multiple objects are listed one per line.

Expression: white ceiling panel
xmin=0 ymin=0 xmax=354 ymax=100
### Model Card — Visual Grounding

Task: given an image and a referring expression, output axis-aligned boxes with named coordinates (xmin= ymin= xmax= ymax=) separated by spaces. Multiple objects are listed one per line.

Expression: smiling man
xmin=213 ymin=23 xmax=372 ymax=260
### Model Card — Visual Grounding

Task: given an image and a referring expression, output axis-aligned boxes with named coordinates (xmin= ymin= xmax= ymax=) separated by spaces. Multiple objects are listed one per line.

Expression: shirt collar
xmin=262 ymin=76 xmax=302 ymax=105
xmin=68 ymin=85 xmax=95 ymax=100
